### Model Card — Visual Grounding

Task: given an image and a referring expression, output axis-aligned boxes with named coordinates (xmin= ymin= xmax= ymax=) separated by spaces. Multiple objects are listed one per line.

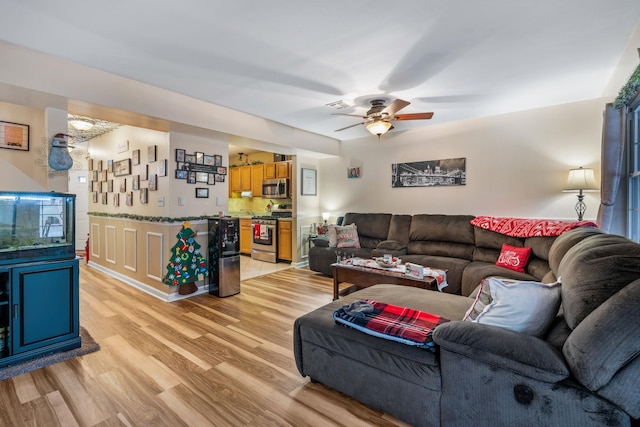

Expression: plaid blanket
xmin=333 ymin=299 xmax=449 ymax=350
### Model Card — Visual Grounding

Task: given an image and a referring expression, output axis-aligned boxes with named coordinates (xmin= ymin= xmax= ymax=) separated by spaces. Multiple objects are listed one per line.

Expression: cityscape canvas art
xmin=391 ymin=157 xmax=466 ymax=188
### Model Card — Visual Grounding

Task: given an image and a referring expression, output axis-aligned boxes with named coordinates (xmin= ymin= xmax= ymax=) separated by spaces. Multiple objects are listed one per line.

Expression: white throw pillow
xmin=463 ymin=277 xmax=561 ymax=337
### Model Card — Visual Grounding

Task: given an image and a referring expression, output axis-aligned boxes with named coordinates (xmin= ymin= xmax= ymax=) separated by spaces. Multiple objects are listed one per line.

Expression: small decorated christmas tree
xmin=163 ymin=221 xmax=208 ymax=295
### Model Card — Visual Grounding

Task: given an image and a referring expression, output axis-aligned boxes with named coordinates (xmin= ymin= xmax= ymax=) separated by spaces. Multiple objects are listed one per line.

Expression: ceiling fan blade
xmin=382 ymin=98 xmax=410 ymax=116
xmin=393 ymin=112 xmax=434 ymax=121
xmin=334 ymin=122 xmax=365 ymax=132
xmin=332 ymin=113 xmax=367 ymax=118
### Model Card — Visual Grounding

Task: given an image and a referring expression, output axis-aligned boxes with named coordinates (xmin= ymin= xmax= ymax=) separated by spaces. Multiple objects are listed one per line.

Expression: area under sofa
xmin=296 ymin=226 xmax=640 ymax=426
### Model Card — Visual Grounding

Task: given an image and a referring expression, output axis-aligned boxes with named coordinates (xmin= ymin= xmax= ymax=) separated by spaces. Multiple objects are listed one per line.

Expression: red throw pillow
xmin=495 ymin=243 xmax=531 ymax=273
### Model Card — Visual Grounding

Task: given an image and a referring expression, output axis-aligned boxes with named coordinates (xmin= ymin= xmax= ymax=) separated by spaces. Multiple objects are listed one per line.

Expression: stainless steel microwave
xmin=262 ymin=178 xmax=289 ymax=198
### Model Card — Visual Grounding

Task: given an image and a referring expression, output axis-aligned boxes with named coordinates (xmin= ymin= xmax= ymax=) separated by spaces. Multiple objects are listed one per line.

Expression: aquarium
xmin=0 ymin=191 xmax=75 ymax=265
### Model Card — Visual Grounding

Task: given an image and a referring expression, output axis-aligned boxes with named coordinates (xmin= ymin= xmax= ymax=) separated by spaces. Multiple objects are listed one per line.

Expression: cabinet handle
xmin=13 ymin=304 xmax=18 ymax=319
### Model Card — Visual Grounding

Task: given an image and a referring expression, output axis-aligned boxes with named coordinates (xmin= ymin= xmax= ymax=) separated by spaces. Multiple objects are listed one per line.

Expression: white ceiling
xmin=0 ymin=1 xmax=639 ymax=142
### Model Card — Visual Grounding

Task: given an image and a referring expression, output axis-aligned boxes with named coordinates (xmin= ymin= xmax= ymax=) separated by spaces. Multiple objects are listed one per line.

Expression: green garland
xmin=88 ymin=212 xmax=211 ymax=223
xmin=613 ymin=61 xmax=640 ymax=109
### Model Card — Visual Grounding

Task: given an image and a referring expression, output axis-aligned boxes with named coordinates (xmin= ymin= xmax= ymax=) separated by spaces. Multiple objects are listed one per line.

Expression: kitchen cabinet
xmin=251 ymin=164 xmax=265 ymax=197
xmin=240 ymin=218 xmax=253 ymax=255
xmin=264 ymin=163 xmax=276 ymax=179
xmin=230 ymin=167 xmax=242 ymax=192
xmin=277 ymin=220 xmax=292 ymax=261
xmin=240 ymin=166 xmax=252 ymax=191
xmin=276 ymin=161 xmax=290 ymax=179
xmin=0 ymin=258 xmax=80 ymax=367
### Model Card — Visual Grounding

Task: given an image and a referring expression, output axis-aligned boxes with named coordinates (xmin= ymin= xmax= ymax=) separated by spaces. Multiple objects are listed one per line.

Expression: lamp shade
xmin=563 ymin=167 xmax=598 ymax=192
xmin=366 ymin=120 xmax=391 ymax=136
xmin=322 ymin=212 xmax=330 ymax=222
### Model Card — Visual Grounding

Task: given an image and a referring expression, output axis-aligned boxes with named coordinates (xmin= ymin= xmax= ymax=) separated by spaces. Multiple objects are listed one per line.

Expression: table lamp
xmin=562 ymin=167 xmax=599 ymax=221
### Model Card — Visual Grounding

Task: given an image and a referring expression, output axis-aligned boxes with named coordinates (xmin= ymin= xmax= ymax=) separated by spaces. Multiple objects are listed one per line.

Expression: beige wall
xmin=318 ymin=98 xmax=606 ymax=221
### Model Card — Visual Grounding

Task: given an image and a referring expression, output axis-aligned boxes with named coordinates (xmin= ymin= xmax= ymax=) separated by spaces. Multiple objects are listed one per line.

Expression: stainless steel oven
xmin=251 ymin=216 xmax=277 ymax=263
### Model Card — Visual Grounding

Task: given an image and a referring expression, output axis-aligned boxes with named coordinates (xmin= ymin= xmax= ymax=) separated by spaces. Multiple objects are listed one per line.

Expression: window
xmin=628 ymin=101 xmax=640 ymax=241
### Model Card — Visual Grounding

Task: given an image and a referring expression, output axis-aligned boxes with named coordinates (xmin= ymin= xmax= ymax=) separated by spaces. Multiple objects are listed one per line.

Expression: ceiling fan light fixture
xmin=69 ymin=119 xmax=94 ymax=131
xmin=366 ymin=120 xmax=392 ymax=137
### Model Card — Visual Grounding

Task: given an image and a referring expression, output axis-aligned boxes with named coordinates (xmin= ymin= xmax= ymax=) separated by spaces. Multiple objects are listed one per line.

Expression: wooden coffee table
xmin=332 ymin=262 xmax=438 ymax=300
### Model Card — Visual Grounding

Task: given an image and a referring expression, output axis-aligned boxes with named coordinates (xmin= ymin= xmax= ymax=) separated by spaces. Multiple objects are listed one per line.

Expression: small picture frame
xmin=107 ymin=159 xmax=113 ymax=173
xmin=196 ymin=171 xmax=208 ymax=183
xmin=214 ymin=154 xmax=222 ymax=166
xmin=184 ymin=153 xmax=196 ymax=164
xmin=149 ymin=174 xmax=157 ymax=191
xmin=114 ymin=158 xmax=132 ymax=177
xmin=88 ymin=158 xmax=94 ymax=170
xmin=148 ymin=145 xmax=157 ymax=162
xmin=140 ymin=164 xmax=148 ymax=181
xmin=195 ymin=187 xmax=209 ymax=198
xmin=158 ymin=159 xmax=167 ymax=177
xmin=140 ymin=188 xmax=148 ymax=204
xmin=176 ymin=161 xmax=185 ymax=170
xmin=203 ymin=154 xmax=215 ymax=166
xmin=132 ymin=175 xmax=140 ymax=190
xmin=214 ymin=173 xmax=225 ymax=183
xmin=97 ymin=160 xmax=103 ymax=171
xmin=187 ymin=171 xmax=196 ymax=184
xmin=217 ymin=166 xmax=227 ymax=175
xmin=108 ymin=179 xmax=113 ymax=193
xmin=91 ymin=170 xmax=98 ymax=182
xmin=0 ymin=121 xmax=29 ymax=151
xmin=132 ymin=149 xmax=140 ymax=165
xmin=207 ymin=173 xmax=216 ymax=185
xmin=175 ymin=148 xmax=185 ymax=162
xmin=301 ymin=168 xmax=317 ymax=196
xmin=101 ymin=193 xmax=108 ymax=205
xmin=92 ymin=191 xmax=98 ymax=203
xmin=195 ymin=152 xmax=204 ymax=164
xmin=348 ymin=167 xmax=361 ymax=179
xmin=101 ymin=170 xmax=108 ymax=181
xmin=119 ymin=179 xmax=127 ymax=193
xmin=126 ymin=192 xmax=133 ymax=206
xmin=175 ymin=170 xmax=187 ymax=179
xmin=113 ymin=193 xmax=119 ymax=207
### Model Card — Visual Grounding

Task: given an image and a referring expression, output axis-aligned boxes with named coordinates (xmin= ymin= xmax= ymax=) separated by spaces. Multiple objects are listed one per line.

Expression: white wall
xmin=168 ymin=131 xmax=230 ymax=218
xmin=319 ymin=98 xmax=606 ymax=221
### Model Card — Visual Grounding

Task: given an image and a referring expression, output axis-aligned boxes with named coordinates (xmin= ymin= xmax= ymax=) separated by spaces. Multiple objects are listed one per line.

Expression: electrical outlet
xmin=216 ymin=196 xmax=222 ymax=206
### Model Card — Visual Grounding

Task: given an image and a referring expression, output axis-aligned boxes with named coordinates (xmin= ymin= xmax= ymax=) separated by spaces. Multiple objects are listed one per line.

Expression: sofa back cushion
xmin=407 ymin=215 xmax=475 ymax=259
xmin=387 ymin=214 xmax=412 ymax=244
xmin=342 ymin=213 xmax=392 ymax=249
xmin=558 ymin=233 xmax=640 ymax=329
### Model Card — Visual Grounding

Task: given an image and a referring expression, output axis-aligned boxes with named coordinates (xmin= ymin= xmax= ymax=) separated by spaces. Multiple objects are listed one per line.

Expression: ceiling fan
xmin=333 ymin=98 xmax=433 ymax=137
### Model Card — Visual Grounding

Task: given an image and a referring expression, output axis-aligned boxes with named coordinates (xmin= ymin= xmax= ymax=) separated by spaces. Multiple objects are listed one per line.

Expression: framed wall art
xmin=207 ymin=173 xmax=216 ymax=185
xmin=301 ymin=168 xmax=317 ymax=196
xmin=149 ymin=174 xmax=157 ymax=191
xmin=132 ymin=149 xmax=140 ymax=165
xmin=148 ymin=145 xmax=157 ymax=162
xmin=0 ymin=121 xmax=29 ymax=151
xmin=114 ymin=158 xmax=132 ymax=177
xmin=158 ymin=159 xmax=167 ymax=177
xmin=175 ymin=149 xmax=185 ymax=162
xmin=391 ymin=157 xmax=466 ymax=188
xmin=195 ymin=187 xmax=209 ymax=198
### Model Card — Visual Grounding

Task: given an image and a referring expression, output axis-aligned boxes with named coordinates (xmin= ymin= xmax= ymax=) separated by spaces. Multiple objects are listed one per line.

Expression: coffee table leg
xmin=333 ymin=275 xmax=339 ymax=300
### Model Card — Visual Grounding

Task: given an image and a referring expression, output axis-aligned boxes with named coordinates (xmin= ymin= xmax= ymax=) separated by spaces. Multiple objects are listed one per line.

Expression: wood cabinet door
xmin=275 ymin=161 xmax=290 ymax=179
xmin=251 ymin=164 xmax=264 ymax=197
xmin=264 ymin=163 xmax=276 ymax=179
xmin=240 ymin=219 xmax=253 ymax=255
xmin=278 ymin=221 xmax=292 ymax=261
xmin=230 ymin=167 xmax=242 ymax=192
xmin=240 ymin=166 xmax=252 ymax=191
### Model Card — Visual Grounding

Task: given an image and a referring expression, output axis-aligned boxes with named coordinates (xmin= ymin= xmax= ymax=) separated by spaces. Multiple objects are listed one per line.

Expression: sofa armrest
xmin=433 ymin=321 xmax=569 ymax=383
xmin=311 ymin=237 xmax=330 ymax=247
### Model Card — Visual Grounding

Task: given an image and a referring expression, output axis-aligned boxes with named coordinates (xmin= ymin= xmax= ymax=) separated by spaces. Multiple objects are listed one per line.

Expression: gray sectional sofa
xmin=296 ymin=224 xmax=640 ymax=426
xmin=309 ymin=212 xmax=558 ymax=295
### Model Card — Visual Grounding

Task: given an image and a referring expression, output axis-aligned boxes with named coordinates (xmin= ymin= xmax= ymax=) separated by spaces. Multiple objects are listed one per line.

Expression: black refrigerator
xmin=208 ymin=217 xmax=241 ymax=297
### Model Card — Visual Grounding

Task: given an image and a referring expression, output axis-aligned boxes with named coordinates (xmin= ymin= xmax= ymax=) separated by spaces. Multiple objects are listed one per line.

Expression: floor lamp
xmin=563 ymin=167 xmax=599 ymax=221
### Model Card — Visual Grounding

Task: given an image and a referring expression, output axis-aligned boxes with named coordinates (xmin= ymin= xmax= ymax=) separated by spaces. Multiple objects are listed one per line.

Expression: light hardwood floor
xmin=0 ymin=262 xmax=410 ymax=426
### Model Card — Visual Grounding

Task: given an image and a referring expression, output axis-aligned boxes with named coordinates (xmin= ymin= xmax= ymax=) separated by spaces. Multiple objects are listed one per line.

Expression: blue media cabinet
xmin=0 ymin=258 xmax=80 ymax=367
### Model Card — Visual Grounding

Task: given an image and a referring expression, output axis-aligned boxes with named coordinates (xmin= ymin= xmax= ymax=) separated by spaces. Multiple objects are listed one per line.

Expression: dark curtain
xmin=596 ymin=103 xmax=625 ymax=232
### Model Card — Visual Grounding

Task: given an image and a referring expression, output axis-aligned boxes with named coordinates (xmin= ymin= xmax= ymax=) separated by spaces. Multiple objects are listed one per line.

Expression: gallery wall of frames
xmin=89 ymin=146 xmax=227 ymax=206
